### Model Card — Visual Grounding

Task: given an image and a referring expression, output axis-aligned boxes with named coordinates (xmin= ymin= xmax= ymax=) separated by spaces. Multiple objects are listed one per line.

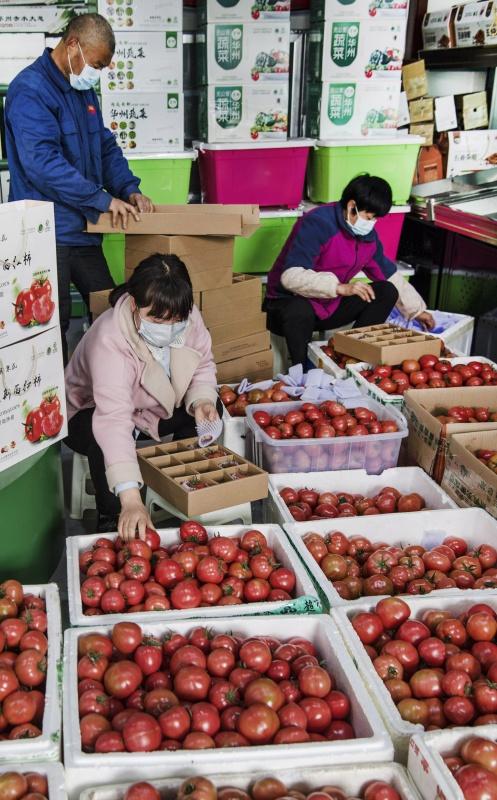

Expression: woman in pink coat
xmin=65 ymin=253 xmax=219 ymax=539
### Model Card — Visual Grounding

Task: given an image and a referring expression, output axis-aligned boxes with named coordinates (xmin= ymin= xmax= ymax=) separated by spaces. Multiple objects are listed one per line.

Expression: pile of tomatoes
xmin=359 ymin=357 xmax=497 ymax=395
xmin=279 ymin=486 xmax=426 ymax=522
xmin=122 ymin=777 xmax=400 ymax=800
xmin=14 ymin=277 xmax=55 ymax=328
xmin=24 ymin=392 xmax=63 ymax=445
xmin=320 ymin=339 xmax=359 ymax=370
xmin=0 ymin=771 xmax=49 ymax=800
xmin=303 ymin=531 xmax=497 ymax=599
xmin=79 ymin=526 xmax=297 ymax=616
xmin=219 ymin=382 xmax=293 ymax=418
xmin=351 ymin=597 xmax=497 ymax=730
xmin=0 ymin=580 xmax=48 ymax=741
xmin=253 ymin=403 xmax=398 ymax=441
xmin=434 ymin=406 xmax=497 ymax=425
xmin=76 ymin=621 xmax=355 ymax=754
xmin=443 ymin=736 xmax=497 ymax=799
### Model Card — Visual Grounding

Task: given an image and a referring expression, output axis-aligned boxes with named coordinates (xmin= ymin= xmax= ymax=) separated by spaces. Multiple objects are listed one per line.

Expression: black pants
xmin=65 ymin=406 xmax=197 ymax=518
xmin=264 ymin=281 xmax=399 ymax=367
xmin=57 ymin=245 xmax=115 ymax=365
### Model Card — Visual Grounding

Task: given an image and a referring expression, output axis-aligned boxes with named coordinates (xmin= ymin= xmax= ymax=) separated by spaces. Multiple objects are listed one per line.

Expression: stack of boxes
xmin=196 ymin=0 xmax=291 ymax=143
xmin=306 ymin=0 xmax=409 ymax=139
xmin=98 ymin=0 xmax=184 ymax=154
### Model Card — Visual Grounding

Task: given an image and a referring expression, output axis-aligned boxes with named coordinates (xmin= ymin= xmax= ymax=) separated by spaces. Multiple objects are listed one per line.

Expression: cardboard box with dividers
xmin=333 ymin=323 xmax=442 ymax=366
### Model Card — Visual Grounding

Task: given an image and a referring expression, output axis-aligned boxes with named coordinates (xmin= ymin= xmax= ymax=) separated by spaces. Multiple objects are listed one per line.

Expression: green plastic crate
xmin=307 ymin=136 xmax=423 ymax=206
xmin=233 ymin=210 xmax=301 ymax=274
xmin=103 ymin=152 xmax=196 ymax=284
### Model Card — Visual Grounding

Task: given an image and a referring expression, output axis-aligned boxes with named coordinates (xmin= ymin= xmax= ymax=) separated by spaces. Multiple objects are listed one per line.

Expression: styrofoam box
xmin=246 ymin=398 xmax=408 ymax=475
xmin=285 ymin=507 xmax=497 ymax=608
xmin=408 ymin=730 xmax=491 ymax=800
xmin=0 ymin=584 xmax=62 ymax=763
xmin=346 ymin=356 xmax=497 ymax=408
xmin=66 ymin=525 xmax=319 ymax=627
xmin=80 ymin=763 xmax=421 ymax=800
xmin=267 ymin=467 xmax=457 ymax=525
xmin=307 ymin=341 xmax=348 ymax=379
xmin=0 ymin=763 xmax=66 ymax=800
xmin=332 ymin=591 xmax=497 ymax=763
xmin=63 ymin=615 xmax=393 ymax=797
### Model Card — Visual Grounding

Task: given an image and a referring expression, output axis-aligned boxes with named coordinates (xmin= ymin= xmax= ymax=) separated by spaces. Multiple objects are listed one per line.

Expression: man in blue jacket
xmin=5 ymin=13 xmax=153 ymax=362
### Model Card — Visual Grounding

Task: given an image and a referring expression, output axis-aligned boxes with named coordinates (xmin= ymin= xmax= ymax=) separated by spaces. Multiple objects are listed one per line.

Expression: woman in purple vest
xmin=265 ymin=175 xmax=434 ymax=367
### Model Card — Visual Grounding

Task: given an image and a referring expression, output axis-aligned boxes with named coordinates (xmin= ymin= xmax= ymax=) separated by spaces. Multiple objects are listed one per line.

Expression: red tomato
xmin=122 ymin=712 xmax=161 ymax=752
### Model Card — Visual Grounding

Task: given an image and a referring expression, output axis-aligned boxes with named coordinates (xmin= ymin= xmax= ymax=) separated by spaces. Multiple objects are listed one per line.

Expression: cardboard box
xmin=198 ymin=0 xmax=290 ymax=24
xmin=101 ymin=32 xmax=182 ymax=94
xmin=200 ymin=274 xmax=263 ymax=323
xmin=137 ymin=437 xmax=268 ymax=516
xmin=208 ymin=312 xmax=267 ymax=345
xmin=216 ymin=348 xmax=274 ymax=382
xmin=404 ymin=386 xmax=497 ymax=478
xmin=409 ymin=123 xmax=434 ymax=146
xmin=202 ymin=292 xmax=262 ymax=326
xmin=0 ymin=200 xmax=59 ymax=348
xmin=401 ymin=60 xmax=427 ymax=101
xmin=306 ymin=79 xmax=401 ymax=139
xmin=196 ymin=22 xmax=290 ymax=85
xmin=422 ymin=8 xmax=456 ymax=50
xmin=101 ymin=93 xmax=184 ymax=155
xmin=462 ymin=91 xmax=488 ymax=130
xmin=213 ymin=330 xmax=270 ymax=362
xmin=0 ymin=327 xmax=67 ymax=473
xmin=311 ymin=0 xmax=409 ymax=22
xmin=198 ymin=83 xmax=288 ymax=143
xmin=454 ymin=0 xmax=497 ymax=47
xmin=442 ymin=430 xmax=497 ymax=517
xmin=309 ymin=20 xmax=406 ymax=83
xmin=333 ymin=323 xmax=442 ymax=365
xmin=98 ymin=0 xmax=182 ymax=31
xmin=0 ymin=5 xmax=84 ymax=32
xmin=88 ymin=205 xmax=260 ymax=238
xmin=409 ymin=97 xmax=433 ymax=123
xmin=89 ymin=289 xmax=201 ymax=319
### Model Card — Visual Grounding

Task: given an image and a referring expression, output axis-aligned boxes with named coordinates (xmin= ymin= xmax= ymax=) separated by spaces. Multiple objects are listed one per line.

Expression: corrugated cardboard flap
xmin=88 ymin=204 xmax=260 ymax=238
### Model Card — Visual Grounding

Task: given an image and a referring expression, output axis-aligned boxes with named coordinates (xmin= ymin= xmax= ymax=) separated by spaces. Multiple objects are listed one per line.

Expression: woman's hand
xmin=194 ymin=401 xmax=219 ymax=425
xmin=416 ymin=310 xmax=436 ymax=330
xmin=118 ymin=487 xmax=154 ymax=541
xmin=336 ymin=282 xmax=376 ymax=302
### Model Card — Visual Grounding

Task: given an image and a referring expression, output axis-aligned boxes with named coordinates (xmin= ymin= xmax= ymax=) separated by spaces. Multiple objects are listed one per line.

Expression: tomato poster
xmin=0 ymin=327 xmax=67 ymax=472
xmin=0 ymin=200 xmax=59 ymax=348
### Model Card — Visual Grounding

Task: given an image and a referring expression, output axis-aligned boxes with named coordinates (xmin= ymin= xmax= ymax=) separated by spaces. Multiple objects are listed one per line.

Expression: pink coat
xmin=65 ymin=294 xmax=218 ymax=491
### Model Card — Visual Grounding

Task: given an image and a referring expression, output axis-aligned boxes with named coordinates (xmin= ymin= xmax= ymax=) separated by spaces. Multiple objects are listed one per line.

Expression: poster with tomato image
xmin=0 ymin=200 xmax=59 ymax=348
xmin=0 ymin=327 xmax=67 ymax=472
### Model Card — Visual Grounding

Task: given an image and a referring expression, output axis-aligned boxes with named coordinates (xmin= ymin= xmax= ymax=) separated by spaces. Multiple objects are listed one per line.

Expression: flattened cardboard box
xmin=333 ymin=323 xmax=441 ymax=365
xmin=208 ymin=312 xmax=267 ymax=345
xmin=200 ymin=274 xmax=262 ymax=311
xmin=88 ymin=204 xmax=260 ymax=238
xmin=213 ymin=331 xmax=270 ymax=363
xmin=201 ymin=293 xmax=263 ymax=327
xmin=126 ymin=264 xmax=232 ymax=293
xmin=404 ymin=386 xmax=497 ymax=477
xmin=442 ymin=429 xmax=497 ymax=518
xmin=90 ymin=289 xmax=201 ymax=319
xmin=216 ymin=349 xmax=274 ymax=383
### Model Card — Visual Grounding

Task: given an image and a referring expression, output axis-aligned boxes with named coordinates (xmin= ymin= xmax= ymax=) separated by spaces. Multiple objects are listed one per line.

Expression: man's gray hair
xmin=62 ymin=13 xmax=115 ymax=54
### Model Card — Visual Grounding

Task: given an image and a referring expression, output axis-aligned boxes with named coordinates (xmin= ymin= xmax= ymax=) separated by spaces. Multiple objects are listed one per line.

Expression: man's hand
xmin=129 ymin=192 xmax=154 ymax=214
xmin=118 ymin=487 xmax=153 ymax=541
xmin=336 ymin=282 xmax=376 ymax=303
xmin=109 ymin=197 xmax=140 ymax=230
xmin=417 ymin=310 xmax=436 ymax=330
xmin=194 ymin=401 xmax=218 ymax=425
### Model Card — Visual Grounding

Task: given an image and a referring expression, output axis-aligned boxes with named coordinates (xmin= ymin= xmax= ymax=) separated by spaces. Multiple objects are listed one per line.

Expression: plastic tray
xmin=63 ymin=615 xmax=393 ymax=798
xmin=66 ymin=525 xmax=320 ymax=627
xmin=408 ymin=731 xmax=493 ymax=800
xmin=307 ymin=341 xmax=348 ymax=379
xmin=0 ymin=584 xmax=62 ymax=764
xmin=0 ymin=763 xmax=66 ymax=800
xmin=284 ymin=507 xmax=497 ymax=609
xmin=79 ymin=763 xmax=421 ymax=800
xmin=267 ymin=467 xmax=457 ymax=525
xmin=246 ymin=398 xmax=408 ymax=475
xmin=332 ymin=592 xmax=497 ymax=763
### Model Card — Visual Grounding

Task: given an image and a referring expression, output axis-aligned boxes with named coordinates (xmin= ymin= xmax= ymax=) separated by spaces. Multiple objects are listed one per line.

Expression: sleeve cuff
xmin=115 ymin=481 xmax=140 ymax=496
xmin=185 ymin=385 xmax=219 ymax=415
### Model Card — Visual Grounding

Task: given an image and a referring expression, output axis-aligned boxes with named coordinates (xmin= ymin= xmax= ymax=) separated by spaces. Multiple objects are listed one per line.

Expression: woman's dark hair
xmin=109 ymin=253 xmax=193 ymax=320
xmin=340 ymin=174 xmax=392 ymax=218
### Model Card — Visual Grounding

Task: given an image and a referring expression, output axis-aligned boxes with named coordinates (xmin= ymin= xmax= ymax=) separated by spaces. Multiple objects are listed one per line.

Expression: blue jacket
xmin=5 ymin=49 xmax=141 ymax=246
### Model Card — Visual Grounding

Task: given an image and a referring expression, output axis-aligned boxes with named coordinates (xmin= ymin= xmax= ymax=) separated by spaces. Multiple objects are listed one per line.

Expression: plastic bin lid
xmin=126 ymin=151 xmax=197 ymax=161
xmin=260 ymin=207 xmax=304 ymax=219
xmin=385 ymin=204 xmax=411 ymax=214
xmin=194 ymin=139 xmax=316 ymax=151
xmin=316 ymin=135 xmax=424 ymax=147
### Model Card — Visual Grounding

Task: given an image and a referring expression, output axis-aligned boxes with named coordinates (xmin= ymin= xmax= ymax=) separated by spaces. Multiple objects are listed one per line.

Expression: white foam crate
xmin=285 ymin=506 xmax=497 ymax=609
xmin=0 ymin=584 xmax=62 ymax=764
xmin=424 ymin=312 xmax=474 ymax=356
xmin=347 ymin=356 xmax=497 ymax=408
xmin=307 ymin=341 xmax=348 ymax=379
xmin=67 ymin=525 xmax=320 ymax=627
xmin=246 ymin=398 xmax=408 ymax=475
xmin=219 ymin=382 xmax=248 ymax=457
xmin=332 ymin=591 xmax=497 ymax=764
xmin=408 ymin=730 xmax=493 ymax=800
xmin=267 ymin=467 xmax=458 ymax=525
xmin=0 ymin=762 xmax=66 ymax=800
xmin=79 ymin=763 xmax=421 ymax=800
xmin=63 ymin=614 xmax=393 ymax=797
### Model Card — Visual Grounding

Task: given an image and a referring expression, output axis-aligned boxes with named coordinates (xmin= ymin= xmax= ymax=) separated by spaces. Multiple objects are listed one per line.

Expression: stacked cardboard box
xmin=196 ymin=0 xmax=291 ymax=143
xmin=307 ymin=0 xmax=409 ymax=138
xmin=99 ymin=0 xmax=184 ymax=153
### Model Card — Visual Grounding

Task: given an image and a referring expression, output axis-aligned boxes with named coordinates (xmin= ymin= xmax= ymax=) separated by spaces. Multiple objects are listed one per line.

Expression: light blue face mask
xmin=138 ymin=317 xmax=188 ymax=349
xmin=68 ymin=43 xmax=101 ymax=91
xmin=348 ymin=206 xmax=377 ymax=237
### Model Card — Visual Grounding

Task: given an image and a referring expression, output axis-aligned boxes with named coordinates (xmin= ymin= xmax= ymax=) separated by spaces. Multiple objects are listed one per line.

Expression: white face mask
xmin=138 ymin=317 xmax=187 ymax=348
xmin=68 ymin=43 xmax=101 ymax=91
xmin=347 ymin=206 xmax=376 ymax=236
